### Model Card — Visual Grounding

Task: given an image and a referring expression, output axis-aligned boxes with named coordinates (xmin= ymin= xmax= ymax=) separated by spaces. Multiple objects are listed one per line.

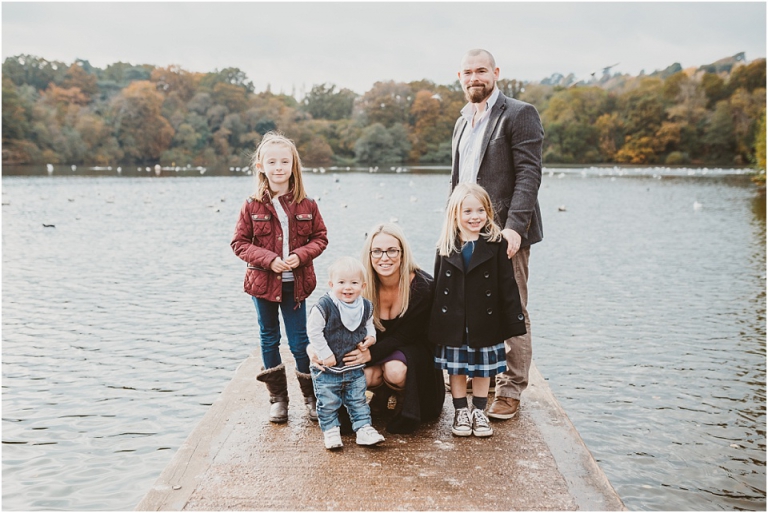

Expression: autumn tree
xmin=359 ymin=81 xmax=413 ymax=127
xmin=663 ymin=74 xmax=708 ymax=158
xmin=151 ymin=65 xmax=199 ymax=102
xmin=212 ymin=82 xmax=248 ymax=113
xmin=701 ymin=73 xmax=728 ymax=107
xmin=496 ymin=78 xmax=523 ymax=99
xmin=2 ymin=78 xmax=30 ymax=142
xmin=542 ymin=87 xmax=609 ymax=162
xmin=729 ymin=87 xmax=766 ymax=164
xmin=728 ymin=59 xmax=766 ymax=94
xmin=754 ymin=111 xmax=766 ymax=185
xmin=703 ymin=100 xmax=737 ymax=163
xmin=354 ymin=123 xmax=410 ymax=163
xmin=409 ymin=90 xmax=442 ymax=160
xmin=302 ymin=83 xmax=356 ymax=120
xmin=111 ymin=80 xmax=174 ymax=162
xmin=614 ymin=78 xmax=666 ymax=163
xmin=62 ymin=63 xmax=98 ymax=101
xmin=2 ymin=54 xmax=67 ymax=90
xmin=200 ymin=67 xmax=254 ymax=93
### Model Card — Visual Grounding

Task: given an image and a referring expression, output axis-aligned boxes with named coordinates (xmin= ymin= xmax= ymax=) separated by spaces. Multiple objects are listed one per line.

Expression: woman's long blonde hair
xmin=361 ymin=223 xmax=420 ymax=331
xmin=437 ymin=183 xmax=503 ymax=256
xmin=250 ymin=131 xmax=306 ymax=203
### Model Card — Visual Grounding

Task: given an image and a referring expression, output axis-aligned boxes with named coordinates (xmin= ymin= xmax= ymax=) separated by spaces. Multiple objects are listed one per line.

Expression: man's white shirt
xmin=458 ymin=87 xmax=500 ymax=184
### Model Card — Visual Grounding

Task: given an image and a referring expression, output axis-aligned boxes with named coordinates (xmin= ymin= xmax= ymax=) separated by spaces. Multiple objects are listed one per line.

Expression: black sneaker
xmin=451 ymin=407 xmax=472 ymax=436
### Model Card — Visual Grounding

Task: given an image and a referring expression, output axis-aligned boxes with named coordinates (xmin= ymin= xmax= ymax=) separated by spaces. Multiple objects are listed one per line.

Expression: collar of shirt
xmin=460 ymin=87 xmax=500 ymax=127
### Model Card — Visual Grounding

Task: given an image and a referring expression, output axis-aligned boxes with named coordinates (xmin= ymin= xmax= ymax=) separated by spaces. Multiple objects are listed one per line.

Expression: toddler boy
xmin=308 ymin=256 xmax=385 ymax=450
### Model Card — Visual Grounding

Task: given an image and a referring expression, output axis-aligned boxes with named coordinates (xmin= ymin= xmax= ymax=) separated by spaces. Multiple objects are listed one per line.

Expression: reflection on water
xmin=2 ymin=169 xmax=765 ymax=510
xmin=752 ymin=193 xmax=766 ymax=223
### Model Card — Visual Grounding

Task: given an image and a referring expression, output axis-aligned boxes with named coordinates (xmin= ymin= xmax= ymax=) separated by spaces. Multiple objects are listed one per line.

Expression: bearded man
xmin=450 ymin=48 xmax=544 ymax=420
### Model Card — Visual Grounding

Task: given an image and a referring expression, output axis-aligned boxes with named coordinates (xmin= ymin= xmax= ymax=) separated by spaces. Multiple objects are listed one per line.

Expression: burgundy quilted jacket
xmin=231 ymin=193 xmax=328 ymax=303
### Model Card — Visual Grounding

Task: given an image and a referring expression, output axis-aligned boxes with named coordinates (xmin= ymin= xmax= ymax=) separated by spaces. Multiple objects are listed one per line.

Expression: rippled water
xmin=2 ymin=166 xmax=765 ymax=510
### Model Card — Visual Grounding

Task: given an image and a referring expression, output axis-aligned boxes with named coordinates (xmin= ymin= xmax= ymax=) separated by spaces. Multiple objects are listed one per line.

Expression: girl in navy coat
xmin=430 ymin=183 xmax=526 ymax=438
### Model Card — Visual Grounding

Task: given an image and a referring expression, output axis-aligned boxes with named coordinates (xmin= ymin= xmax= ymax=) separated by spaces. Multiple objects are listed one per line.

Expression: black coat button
xmin=487 ymin=308 xmax=493 ymax=315
xmin=446 ymin=270 xmax=452 ymax=277
xmin=518 ymin=314 xmax=525 ymax=321
xmin=444 ymin=288 xmax=449 ymax=295
xmin=442 ymin=306 xmax=448 ymax=313
xmin=484 ymin=271 xmax=490 ymax=278
xmin=485 ymin=290 xmax=491 ymax=296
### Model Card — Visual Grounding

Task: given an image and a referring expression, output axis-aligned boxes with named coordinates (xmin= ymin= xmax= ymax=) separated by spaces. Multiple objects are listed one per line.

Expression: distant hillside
xmin=2 ymin=53 xmax=766 ymax=169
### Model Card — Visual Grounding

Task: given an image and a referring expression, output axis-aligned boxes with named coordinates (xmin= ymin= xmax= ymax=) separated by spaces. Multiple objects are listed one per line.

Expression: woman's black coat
xmin=429 ymin=236 xmax=526 ymax=348
xmin=367 ymin=269 xmax=445 ymax=434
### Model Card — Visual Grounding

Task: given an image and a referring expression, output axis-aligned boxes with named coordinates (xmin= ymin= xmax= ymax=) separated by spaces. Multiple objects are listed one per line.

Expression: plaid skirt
xmin=434 ymin=342 xmax=507 ymax=378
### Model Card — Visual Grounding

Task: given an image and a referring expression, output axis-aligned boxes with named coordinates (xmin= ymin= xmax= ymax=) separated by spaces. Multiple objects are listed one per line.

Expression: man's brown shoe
xmin=487 ymin=397 xmax=519 ymax=420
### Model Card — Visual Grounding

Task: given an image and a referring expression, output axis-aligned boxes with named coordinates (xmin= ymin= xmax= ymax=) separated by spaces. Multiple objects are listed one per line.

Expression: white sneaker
xmin=355 ymin=424 xmax=385 ymax=446
xmin=323 ymin=426 xmax=343 ymax=450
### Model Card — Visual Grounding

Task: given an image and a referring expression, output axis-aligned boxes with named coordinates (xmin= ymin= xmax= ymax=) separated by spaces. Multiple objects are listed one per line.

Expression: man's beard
xmin=464 ymin=83 xmax=491 ymax=103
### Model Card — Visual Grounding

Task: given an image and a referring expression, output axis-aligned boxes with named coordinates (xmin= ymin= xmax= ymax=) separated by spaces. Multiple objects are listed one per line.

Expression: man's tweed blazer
xmin=451 ymin=92 xmax=544 ymax=248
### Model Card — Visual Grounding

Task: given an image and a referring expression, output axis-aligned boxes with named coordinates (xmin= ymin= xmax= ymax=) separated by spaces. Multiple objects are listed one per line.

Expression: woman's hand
xmin=343 ymin=347 xmax=372 ymax=367
xmin=358 ymin=336 xmax=376 ymax=351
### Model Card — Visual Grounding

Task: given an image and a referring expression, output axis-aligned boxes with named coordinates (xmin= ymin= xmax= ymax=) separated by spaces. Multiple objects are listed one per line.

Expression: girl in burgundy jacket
xmin=231 ymin=132 xmax=328 ymax=424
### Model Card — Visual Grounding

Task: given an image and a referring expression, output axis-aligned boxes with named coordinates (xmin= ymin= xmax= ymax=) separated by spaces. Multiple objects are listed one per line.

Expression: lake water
xmin=2 ymin=165 xmax=765 ymax=510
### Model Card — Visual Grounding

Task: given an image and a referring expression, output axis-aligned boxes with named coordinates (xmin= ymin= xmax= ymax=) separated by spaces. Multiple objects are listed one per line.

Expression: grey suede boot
xmin=295 ymin=371 xmax=318 ymax=421
xmin=256 ymin=364 xmax=289 ymax=423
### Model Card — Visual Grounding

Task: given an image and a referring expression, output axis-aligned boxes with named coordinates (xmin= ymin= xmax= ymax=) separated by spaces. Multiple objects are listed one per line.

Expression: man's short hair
xmin=463 ymin=48 xmax=496 ymax=69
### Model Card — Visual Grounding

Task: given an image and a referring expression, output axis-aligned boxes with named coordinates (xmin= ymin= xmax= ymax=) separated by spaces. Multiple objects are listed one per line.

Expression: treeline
xmin=2 ymin=54 xmax=765 ymax=169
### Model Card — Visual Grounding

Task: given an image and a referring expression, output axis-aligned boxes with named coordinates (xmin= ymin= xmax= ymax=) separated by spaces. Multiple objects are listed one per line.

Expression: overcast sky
xmin=2 ymin=2 xmax=766 ymax=96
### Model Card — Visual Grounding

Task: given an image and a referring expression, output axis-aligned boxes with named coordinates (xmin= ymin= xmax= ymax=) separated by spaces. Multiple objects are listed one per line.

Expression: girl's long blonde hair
xmin=250 ymin=131 xmax=306 ymax=203
xmin=437 ymin=183 xmax=503 ymax=256
xmin=361 ymin=223 xmax=420 ymax=331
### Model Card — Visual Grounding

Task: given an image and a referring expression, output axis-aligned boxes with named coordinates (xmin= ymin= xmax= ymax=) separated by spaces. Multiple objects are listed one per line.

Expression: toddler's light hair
xmin=328 ymin=256 xmax=366 ymax=283
xmin=437 ymin=183 xmax=503 ymax=256
xmin=250 ymin=131 xmax=306 ymax=203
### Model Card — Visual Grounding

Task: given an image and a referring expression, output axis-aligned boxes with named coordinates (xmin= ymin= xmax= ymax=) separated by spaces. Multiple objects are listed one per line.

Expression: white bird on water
xmin=46 ymin=164 xmax=54 ymax=174
xmin=693 ymin=201 xmax=703 ymax=210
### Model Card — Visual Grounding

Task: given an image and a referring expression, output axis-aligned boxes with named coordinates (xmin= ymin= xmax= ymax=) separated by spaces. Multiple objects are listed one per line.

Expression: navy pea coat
xmin=428 ymin=236 xmax=526 ymax=348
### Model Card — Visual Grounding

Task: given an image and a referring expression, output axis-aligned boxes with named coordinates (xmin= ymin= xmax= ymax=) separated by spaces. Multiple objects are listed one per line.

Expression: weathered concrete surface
xmin=137 ymin=351 xmax=624 ymax=511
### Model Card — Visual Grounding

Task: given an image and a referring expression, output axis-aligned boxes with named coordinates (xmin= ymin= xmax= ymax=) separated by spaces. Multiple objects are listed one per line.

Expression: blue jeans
xmin=251 ymin=281 xmax=310 ymax=373
xmin=310 ymin=366 xmax=371 ymax=433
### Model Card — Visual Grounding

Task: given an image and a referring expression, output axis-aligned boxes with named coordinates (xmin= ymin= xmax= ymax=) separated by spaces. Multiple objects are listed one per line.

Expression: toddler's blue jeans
xmin=310 ymin=366 xmax=371 ymax=433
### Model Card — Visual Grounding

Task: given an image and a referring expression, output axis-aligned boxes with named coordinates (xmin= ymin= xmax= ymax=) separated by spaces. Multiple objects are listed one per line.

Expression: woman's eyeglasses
xmin=370 ymin=248 xmax=401 ymax=259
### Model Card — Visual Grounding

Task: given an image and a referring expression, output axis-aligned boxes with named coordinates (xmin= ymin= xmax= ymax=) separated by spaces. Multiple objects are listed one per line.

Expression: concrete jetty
xmin=137 ymin=351 xmax=624 ymax=511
